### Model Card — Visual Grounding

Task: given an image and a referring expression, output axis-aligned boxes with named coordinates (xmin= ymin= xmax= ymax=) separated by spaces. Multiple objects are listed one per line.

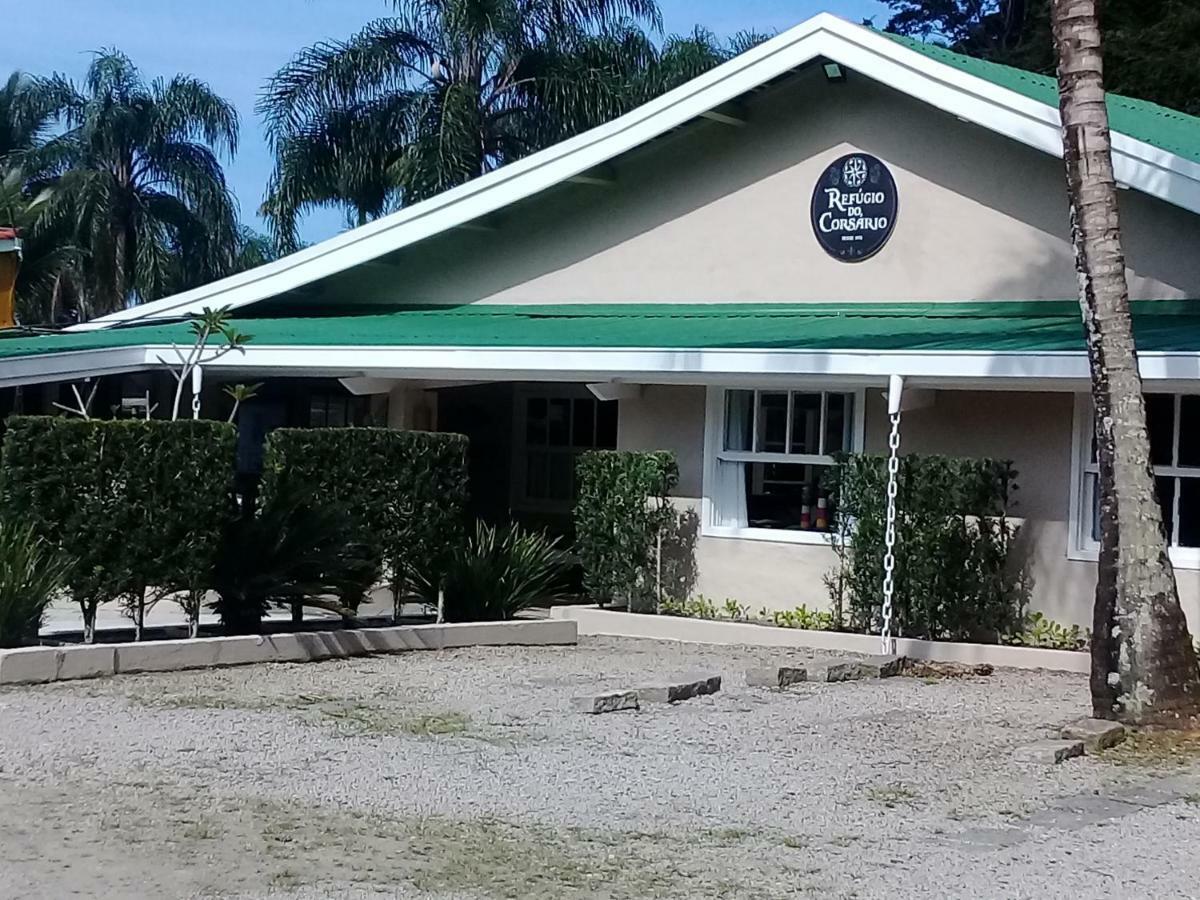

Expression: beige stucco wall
xmin=617 ymin=384 xmax=1200 ymax=632
xmin=329 ymin=67 xmax=1200 ymax=306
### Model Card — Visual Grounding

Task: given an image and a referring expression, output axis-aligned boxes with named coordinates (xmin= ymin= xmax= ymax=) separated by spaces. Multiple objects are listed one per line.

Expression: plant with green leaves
xmin=575 ymin=450 xmax=679 ymax=613
xmin=827 ymin=453 xmax=1027 ymax=643
xmin=0 ymin=521 xmax=70 ymax=648
xmin=261 ymin=427 xmax=468 ymax=616
xmin=411 ymin=520 xmax=570 ymax=622
xmin=156 ymin=306 xmax=253 ymax=420
xmin=0 ymin=417 xmax=235 ymax=641
xmin=223 ymin=381 xmax=262 ymax=423
xmin=210 ymin=481 xmax=373 ymax=634
xmin=1009 ymin=612 xmax=1087 ymax=652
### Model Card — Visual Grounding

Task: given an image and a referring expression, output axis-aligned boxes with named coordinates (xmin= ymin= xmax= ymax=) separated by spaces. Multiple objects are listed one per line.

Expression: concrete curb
xmin=0 ymin=619 xmax=578 ymax=686
xmin=548 ymin=606 xmax=1089 ymax=674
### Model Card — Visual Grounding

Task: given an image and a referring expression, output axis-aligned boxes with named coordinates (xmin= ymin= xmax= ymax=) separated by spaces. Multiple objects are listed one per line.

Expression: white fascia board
xmin=0 ymin=347 xmax=150 ymax=388
xmin=7 ymin=342 xmax=1200 ymax=391
xmin=121 ymin=343 xmax=1198 ymax=387
xmin=75 ymin=13 xmax=1200 ymax=333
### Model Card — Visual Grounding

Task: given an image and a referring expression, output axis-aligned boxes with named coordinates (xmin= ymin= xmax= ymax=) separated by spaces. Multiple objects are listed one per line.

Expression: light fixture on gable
xmin=823 ymin=62 xmax=846 ymax=83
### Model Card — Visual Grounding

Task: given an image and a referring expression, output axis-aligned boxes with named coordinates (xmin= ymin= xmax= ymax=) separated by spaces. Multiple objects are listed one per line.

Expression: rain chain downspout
xmin=191 ymin=365 xmax=203 ymax=419
xmin=880 ymin=375 xmax=904 ymax=656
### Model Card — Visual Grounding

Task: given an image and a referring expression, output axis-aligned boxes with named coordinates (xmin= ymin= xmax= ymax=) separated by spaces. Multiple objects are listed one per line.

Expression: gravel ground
xmin=1 ymin=636 xmax=1198 ymax=899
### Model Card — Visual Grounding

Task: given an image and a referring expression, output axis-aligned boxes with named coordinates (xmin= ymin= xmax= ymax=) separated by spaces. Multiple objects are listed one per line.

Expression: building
xmin=4 ymin=14 xmax=1200 ymax=628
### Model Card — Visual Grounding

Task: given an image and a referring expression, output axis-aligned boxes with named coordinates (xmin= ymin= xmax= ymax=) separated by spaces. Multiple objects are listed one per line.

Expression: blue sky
xmin=6 ymin=0 xmax=889 ymax=243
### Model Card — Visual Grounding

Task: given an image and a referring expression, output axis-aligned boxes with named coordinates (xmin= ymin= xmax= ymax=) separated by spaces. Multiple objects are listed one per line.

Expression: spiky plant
xmin=415 ymin=521 xmax=570 ymax=622
xmin=0 ymin=521 xmax=70 ymax=648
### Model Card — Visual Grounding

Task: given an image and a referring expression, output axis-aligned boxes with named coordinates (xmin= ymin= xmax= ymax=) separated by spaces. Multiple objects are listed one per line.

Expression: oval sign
xmin=810 ymin=153 xmax=899 ymax=263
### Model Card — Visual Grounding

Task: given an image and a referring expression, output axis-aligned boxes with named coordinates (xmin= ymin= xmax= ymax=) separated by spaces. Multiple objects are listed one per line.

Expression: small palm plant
xmin=416 ymin=521 xmax=571 ymax=623
xmin=0 ymin=521 xmax=70 ymax=648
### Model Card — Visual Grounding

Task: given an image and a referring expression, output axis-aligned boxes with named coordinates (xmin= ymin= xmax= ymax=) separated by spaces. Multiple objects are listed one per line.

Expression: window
xmin=515 ymin=391 xmax=618 ymax=510
xmin=1073 ymin=392 xmax=1200 ymax=566
xmin=308 ymin=392 xmax=368 ymax=428
xmin=706 ymin=388 xmax=861 ymax=542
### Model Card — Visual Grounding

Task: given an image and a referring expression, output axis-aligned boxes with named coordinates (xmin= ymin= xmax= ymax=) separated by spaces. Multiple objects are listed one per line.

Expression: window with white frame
xmin=709 ymin=388 xmax=858 ymax=537
xmin=1076 ymin=392 xmax=1200 ymax=559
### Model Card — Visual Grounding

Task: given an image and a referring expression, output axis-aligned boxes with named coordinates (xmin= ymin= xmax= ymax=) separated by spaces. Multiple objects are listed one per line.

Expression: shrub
xmin=210 ymin=482 xmax=374 ymax=634
xmin=413 ymin=521 xmax=570 ymax=622
xmin=261 ymin=428 xmax=468 ymax=614
xmin=0 ymin=522 xmax=70 ymax=648
xmin=0 ymin=417 xmax=235 ymax=641
xmin=574 ymin=450 xmax=679 ymax=612
xmin=827 ymin=453 xmax=1027 ymax=643
xmin=1008 ymin=612 xmax=1087 ymax=651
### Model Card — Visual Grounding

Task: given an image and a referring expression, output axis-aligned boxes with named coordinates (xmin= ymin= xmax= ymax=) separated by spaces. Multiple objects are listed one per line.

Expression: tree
xmin=35 ymin=51 xmax=242 ymax=319
xmin=259 ymin=0 xmax=765 ymax=251
xmin=0 ymin=71 xmax=83 ymax=324
xmin=885 ymin=1 xmax=1200 ymax=114
xmin=1051 ymin=0 xmax=1200 ymax=724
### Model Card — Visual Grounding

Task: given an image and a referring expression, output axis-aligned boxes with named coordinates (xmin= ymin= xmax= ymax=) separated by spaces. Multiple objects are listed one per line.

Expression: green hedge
xmin=827 ymin=453 xmax=1027 ymax=642
xmin=0 ymin=417 xmax=236 ymax=639
xmin=574 ymin=450 xmax=679 ymax=612
xmin=261 ymin=428 xmax=468 ymax=614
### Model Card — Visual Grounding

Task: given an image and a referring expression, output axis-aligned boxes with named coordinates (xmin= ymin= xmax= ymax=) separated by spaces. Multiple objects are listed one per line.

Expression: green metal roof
xmin=885 ymin=32 xmax=1200 ymax=166
xmin=4 ymin=301 xmax=1200 ymax=361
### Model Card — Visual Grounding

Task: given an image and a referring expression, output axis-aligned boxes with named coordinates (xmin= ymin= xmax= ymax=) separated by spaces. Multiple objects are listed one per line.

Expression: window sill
xmin=702 ymin=525 xmax=837 ymax=547
xmin=1068 ymin=544 xmax=1200 ymax=571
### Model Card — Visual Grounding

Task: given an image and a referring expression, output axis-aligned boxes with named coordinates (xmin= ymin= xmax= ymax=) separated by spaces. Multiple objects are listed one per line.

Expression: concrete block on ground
xmin=431 ymin=620 xmax=578 ymax=649
xmin=1060 ymin=717 xmax=1127 ymax=752
xmin=636 ymin=675 xmax=722 ymax=704
xmin=56 ymin=645 xmax=116 ymax=681
xmin=116 ymin=635 xmax=271 ymax=674
xmin=0 ymin=647 xmax=60 ymax=684
xmin=745 ymin=666 xmax=808 ymax=688
xmin=808 ymin=655 xmax=904 ymax=683
xmin=1012 ymin=739 xmax=1085 ymax=765
xmin=572 ymin=691 xmax=640 ymax=714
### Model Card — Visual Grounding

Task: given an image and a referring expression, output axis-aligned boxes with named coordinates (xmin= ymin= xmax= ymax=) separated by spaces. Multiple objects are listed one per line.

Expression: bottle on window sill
xmin=815 ymin=497 xmax=828 ymax=531
xmin=800 ymin=503 xmax=811 ymax=530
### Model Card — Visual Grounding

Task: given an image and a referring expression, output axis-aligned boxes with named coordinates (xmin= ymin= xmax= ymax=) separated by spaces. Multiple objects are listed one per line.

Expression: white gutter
xmin=7 ymin=343 xmax=1200 ymax=391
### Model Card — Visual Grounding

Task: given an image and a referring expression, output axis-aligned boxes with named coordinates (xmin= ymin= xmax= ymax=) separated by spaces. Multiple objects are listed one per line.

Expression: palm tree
xmin=1051 ymin=0 xmax=1200 ymax=724
xmin=260 ymin=1 xmax=762 ymax=251
xmin=0 ymin=71 xmax=83 ymax=325
xmin=36 ymin=51 xmax=241 ymax=319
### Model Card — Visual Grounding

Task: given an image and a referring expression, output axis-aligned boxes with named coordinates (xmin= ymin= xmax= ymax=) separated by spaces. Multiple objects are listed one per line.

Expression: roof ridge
xmin=882 ymin=30 xmax=1200 ymax=151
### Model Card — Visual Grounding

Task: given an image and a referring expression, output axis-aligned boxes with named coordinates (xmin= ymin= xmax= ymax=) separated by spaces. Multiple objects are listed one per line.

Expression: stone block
xmin=636 ymin=675 xmax=722 ymax=704
xmin=745 ymin=666 xmax=808 ymax=688
xmin=56 ymin=645 xmax=116 ymax=681
xmin=1012 ymin=739 xmax=1085 ymax=765
xmin=0 ymin=647 xmax=60 ymax=684
xmin=572 ymin=691 xmax=640 ymax=715
xmin=116 ymin=635 xmax=271 ymax=674
xmin=1060 ymin=717 xmax=1127 ymax=752
xmin=808 ymin=655 xmax=904 ymax=683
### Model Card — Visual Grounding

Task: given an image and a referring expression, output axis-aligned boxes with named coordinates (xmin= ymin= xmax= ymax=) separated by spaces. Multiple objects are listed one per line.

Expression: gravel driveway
xmin=1 ymin=636 xmax=1198 ymax=899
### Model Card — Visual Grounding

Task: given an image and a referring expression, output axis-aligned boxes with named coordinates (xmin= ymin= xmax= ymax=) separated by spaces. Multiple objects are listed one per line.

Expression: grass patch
xmin=864 ymin=784 xmax=921 ymax=808
xmin=400 ymin=711 xmax=471 ymax=736
xmin=1097 ymin=728 xmax=1200 ymax=768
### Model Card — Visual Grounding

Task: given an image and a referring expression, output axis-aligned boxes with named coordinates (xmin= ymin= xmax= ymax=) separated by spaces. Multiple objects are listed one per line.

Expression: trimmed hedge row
xmin=574 ymin=450 xmax=679 ymax=613
xmin=261 ymin=428 xmax=469 ymax=614
xmin=0 ymin=418 xmax=470 ymax=637
xmin=828 ymin=453 xmax=1026 ymax=642
xmin=1 ymin=417 xmax=236 ymax=639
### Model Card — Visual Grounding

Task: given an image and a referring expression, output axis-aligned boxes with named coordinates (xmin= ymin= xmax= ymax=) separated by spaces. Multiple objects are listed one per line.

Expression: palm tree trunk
xmin=1052 ymin=0 xmax=1200 ymax=724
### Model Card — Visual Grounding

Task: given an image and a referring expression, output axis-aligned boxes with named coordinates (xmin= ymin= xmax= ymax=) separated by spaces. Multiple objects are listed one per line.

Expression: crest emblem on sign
xmin=842 ymin=156 xmax=869 ymax=188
